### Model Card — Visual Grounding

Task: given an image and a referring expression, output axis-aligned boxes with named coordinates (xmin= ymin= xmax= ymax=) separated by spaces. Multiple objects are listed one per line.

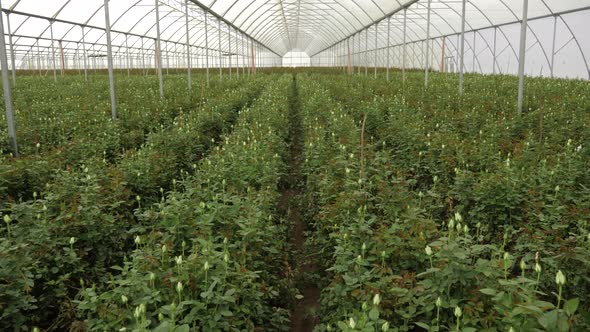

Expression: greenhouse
xmin=0 ymin=0 xmax=589 ymax=331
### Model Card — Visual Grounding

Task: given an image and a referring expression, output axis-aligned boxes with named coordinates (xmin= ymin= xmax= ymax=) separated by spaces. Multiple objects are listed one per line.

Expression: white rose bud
xmin=176 ymin=281 xmax=183 ymax=293
xmin=373 ymin=293 xmax=381 ymax=306
xmin=454 ymin=306 xmax=462 ymax=318
xmin=349 ymin=317 xmax=356 ymax=329
xmin=556 ymin=270 xmax=566 ymax=286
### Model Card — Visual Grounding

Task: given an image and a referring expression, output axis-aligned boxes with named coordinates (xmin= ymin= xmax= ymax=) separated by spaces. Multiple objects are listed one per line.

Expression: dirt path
xmin=278 ymin=74 xmax=320 ymax=332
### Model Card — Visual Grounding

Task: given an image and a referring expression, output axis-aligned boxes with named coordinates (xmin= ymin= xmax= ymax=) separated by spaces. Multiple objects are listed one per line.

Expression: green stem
xmin=436 ymin=306 xmax=440 ymax=330
xmin=557 ymin=285 xmax=562 ymax=309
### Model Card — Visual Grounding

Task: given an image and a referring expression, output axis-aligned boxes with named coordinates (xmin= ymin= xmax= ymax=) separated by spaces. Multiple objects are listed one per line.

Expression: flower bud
xmin=556 ymin=270 xmax=566 ymax=286
xmin=534 ymin=262 xmax=542 ymax=273
xmin=3 ymin=215 xmax=10 ymax=223
xmin=134 ymin=236 xmax=141 ymax=245
xmin=69 ymin=237 xmax=76 ymax=245
xmin=520 ymin=259 xmax=526 ymax=272
xmin=204 ymin=261 xmax=210 ymax=271
xmin=121 ymin=295 xmax=128 ymax=304
xmin=373 ymin=293 xmax=381 ymax=306
xmin=381 ymin=322 xmax=390 ymax=332
xmin=134 ymin=306 xmax=141 ymax=319
xmin=436 ymin=296 xmax=442 ymax=308
xmin=349 ymin=317 xmax=356 ymax=329
xmin=454 ymin=306 xmax=462 ymax=318
xmin=176 ymin=281 xmax=183 ymax=293
xmin=162 ymin=245 xmax=167 ymax=253
xmin=425 ymin=245 xmax=433 ymax=256
xmin=175 ymin=256 xmax=183 ymax=266
xmin=448 ymin=218 xmax=455 ymax=230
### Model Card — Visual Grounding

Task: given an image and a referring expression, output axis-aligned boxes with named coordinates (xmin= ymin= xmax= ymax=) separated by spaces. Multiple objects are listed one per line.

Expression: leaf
xmin=368 ymin=307 xmax=379 ymax=320
xmin=390 ymin=287 xmax=408 ymax=297
xmin=220 ymin=310 xmax=233 ymax=317
xmin=174 ymin=325 xmax=190 ymax=332
xmin=153 ymin=322 xmax=171 ymax=332
xmin=479 ymin=288 xmax=497 ymax=296
xmin=538 ymin=309 xmax=558 ymax=329
xmin=414 ymin=322 xmax=430 ymax=330
xmin=563 ymin=298 xmax=579 ymax=316
xmin=337 ymin=321 xmax=349 ymax=330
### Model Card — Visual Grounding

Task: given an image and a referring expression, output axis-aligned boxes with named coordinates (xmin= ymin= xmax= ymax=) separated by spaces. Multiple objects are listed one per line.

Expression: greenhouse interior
xmin=0 ymin=0 xmax=589 ymax=331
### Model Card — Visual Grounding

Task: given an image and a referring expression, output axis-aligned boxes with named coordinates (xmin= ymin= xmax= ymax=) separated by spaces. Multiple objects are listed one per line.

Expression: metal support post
xmin=517 ymin=0 xmax=529 ymax=115
xmin=0 ymin=3 xmax=17 ymax=156
xmin=218 ymin=20 xmax=222 ymax=79
xmin=104 ymin=0 xmax=117 ymax=120
xmin=403 ymin=8 xmax=407 ymax=83
xmin=492 ymin=27 xmax=497 ymax=75
xmin=50 ymin=21 xmax=57 ymax=82
xmin=386 ymin=16 xmax=391 ymax=81
xmin=425 ymin=0 xmax=431 ymax=88
xmin=185 ymin=0 xmax=192 ymax=92
xmin=205 ymin=10 xmax=210 ymax=85
xmin=6 ymin=13 xmax=15 ymax=85
xmin=550 ymin=15 xmax=557 ymax=78
xmin=155 ymin=0 xmax=164 ymax=98
xmin=459 ymin=0 xmax=466 ymax=96
xmin=374 ymin=23 xmax=378 ymax=79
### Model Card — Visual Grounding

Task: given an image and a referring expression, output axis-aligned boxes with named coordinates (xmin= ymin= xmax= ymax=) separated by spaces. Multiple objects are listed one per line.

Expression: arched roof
xmin=1 ymin=0 xmax=589 ymax=62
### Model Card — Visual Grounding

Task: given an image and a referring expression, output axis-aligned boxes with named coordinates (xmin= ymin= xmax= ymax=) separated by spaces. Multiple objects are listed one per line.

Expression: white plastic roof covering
xmin=1 ymin=0 xmax=589 ymax=67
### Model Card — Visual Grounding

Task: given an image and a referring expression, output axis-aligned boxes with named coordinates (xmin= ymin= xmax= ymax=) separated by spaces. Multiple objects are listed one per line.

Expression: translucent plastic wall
xmin=0 ymin=0 xmax=282 ymax=73
xmin=0 ymin=0 xmax=589 ymax=77
xmin=311 ymin=1 xmax=590 ymax=80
